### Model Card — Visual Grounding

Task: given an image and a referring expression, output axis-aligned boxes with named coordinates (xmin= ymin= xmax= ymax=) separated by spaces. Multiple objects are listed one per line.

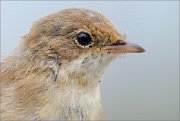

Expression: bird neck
xmin=54 ymin=59 xmax=102 ymax=90
xmin=36 ymin=83 xmax=103 ymax=120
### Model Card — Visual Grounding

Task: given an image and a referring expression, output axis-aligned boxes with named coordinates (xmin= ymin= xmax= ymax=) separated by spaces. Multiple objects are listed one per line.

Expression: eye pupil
xmin=77 ymin=32 xmax=91 ymax=46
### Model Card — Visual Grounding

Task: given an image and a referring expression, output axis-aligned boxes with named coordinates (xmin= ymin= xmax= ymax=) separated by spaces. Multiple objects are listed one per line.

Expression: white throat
xmin=40 ymin=52 xmax=115 ymax=120
xmin=57 ymin=52 xmax=115 ymax=89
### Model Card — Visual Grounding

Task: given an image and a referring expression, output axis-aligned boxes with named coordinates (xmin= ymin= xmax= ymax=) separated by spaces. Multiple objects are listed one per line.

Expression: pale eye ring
xmin=75 ymin=32 xmax=93 ymax=48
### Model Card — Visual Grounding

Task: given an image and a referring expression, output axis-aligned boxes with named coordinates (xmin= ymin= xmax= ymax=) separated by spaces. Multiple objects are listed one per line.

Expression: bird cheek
xmin=90 ymin=47 xmax=102 ymax=54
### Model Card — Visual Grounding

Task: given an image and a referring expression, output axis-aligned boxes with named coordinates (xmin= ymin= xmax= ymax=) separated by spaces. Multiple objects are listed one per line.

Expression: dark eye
xmin=76 ymin=32 xmax=92 ymax=47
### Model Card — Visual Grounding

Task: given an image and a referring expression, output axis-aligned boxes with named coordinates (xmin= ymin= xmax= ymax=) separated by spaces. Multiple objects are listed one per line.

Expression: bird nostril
xmin=112 ymin=40 xmax=127 ymax=46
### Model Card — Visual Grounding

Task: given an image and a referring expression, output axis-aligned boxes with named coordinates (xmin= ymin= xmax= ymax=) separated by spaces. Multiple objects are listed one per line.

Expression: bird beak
xmin=104 ymin=41 xmax=145 ymax=54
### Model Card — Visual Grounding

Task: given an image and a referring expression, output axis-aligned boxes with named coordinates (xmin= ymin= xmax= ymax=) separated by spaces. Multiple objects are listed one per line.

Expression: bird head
xmin=22 ymin=8 xmax=145 ymax=88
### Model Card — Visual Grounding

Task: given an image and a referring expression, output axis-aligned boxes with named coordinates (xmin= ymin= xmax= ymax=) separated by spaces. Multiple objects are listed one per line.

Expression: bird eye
xmin=76 ymin=32 xmax=92 ymax=48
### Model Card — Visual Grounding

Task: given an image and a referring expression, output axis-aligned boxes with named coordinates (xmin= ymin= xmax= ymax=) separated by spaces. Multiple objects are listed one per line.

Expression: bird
xmin=0 ymin=8 xmax=145 ymax=120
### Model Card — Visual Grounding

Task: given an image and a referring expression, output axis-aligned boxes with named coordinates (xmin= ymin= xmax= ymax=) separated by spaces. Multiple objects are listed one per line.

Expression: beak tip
xmin=126 ymin=43 xmax=145 ymax=53
xmin=138 ymin=47 xmax=145 ymax=53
